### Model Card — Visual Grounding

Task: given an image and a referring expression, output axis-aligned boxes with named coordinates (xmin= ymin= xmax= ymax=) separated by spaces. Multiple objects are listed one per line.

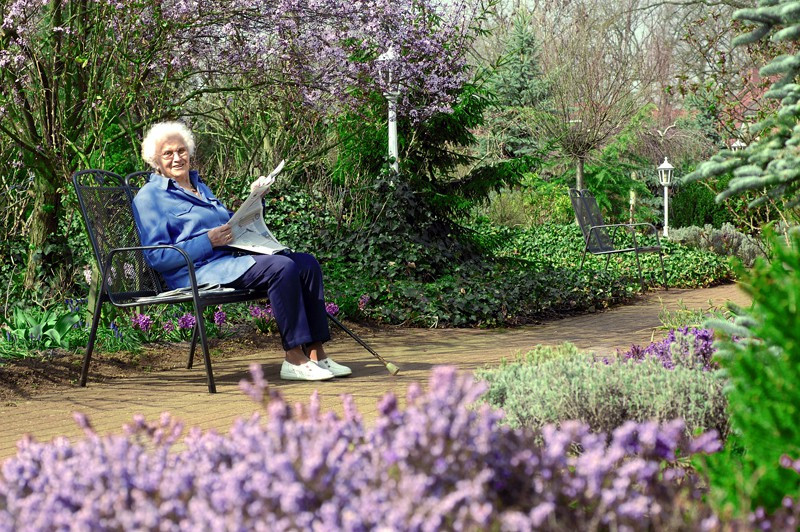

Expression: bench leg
xmin=79 ymin=295 xmax=105 ymax=387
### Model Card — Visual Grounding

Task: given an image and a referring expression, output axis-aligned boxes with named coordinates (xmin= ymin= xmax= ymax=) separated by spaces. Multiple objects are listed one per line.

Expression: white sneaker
xmin=316 ymin=358 xmax=352 ymax=377
xmin=280 ymin=360 xmax=334 ymax=381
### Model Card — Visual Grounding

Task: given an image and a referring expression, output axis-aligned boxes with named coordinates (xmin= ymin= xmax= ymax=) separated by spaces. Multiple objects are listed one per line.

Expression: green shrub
xmin=701 ymin=230 xmax=800 ymax=514
xmin=523 ymin=178 xmax=573 ymax=225
xmin=671 ymin=180 xmax=734 ymax=229
xmin=472 ymin=221 xmax=733 ymax=289
xmin=473 ymin=177 xmax=573 ymax=229
xmin=477 ymin=343 xmax=729 ymax=437
xmin=327 ymin=260 xmax=634 ymax=327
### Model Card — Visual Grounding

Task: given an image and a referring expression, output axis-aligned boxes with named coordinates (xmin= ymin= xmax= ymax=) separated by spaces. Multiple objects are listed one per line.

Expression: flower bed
xmin=1 ymin=367 xmax=723 ymax=530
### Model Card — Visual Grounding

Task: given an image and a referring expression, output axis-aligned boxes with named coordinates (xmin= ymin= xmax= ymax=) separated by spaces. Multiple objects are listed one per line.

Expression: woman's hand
xmin=207 ymin=223 xmax=234 ymax=248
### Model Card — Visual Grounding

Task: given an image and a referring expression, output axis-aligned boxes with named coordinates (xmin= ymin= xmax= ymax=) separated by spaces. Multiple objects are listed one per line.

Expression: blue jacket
xmin=132 ymin=170 xmax=255 ymax=289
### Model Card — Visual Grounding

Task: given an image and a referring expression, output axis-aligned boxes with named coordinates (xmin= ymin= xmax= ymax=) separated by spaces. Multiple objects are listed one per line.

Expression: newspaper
xmin=227 ymin=160 xmax=289 ymax=255
xmin=134 ymin=284 xmax=235 ymax=304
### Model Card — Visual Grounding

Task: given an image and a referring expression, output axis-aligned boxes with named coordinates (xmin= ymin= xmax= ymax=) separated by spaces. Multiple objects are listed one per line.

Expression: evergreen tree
xmin=688 ymin=0 xmax=800 ymax=211
xmin=687 ymin=0 xmax=800 ymax=518
xmin=492 ymin=12 xmax=549 ymax=109
xmin=486 ymin=11 xmax=549 ymax=160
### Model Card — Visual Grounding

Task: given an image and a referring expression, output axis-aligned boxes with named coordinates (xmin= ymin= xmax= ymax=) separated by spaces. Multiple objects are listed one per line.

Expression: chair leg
xmin=604 ymin=254 xmax=611 ymax=272
xmin=187 ymin=324 xmax=199 ymax=369
xmin=79 ymin=295 xmax=105 ymax=387
xmin=189 ymin=302 xmax=216 ymax=393
xmin=658 ymin=249 xmax=668 ymax=290
xmin=579 ymin=245 xmax=589 ymax=270
xmin=629 ymin=232 xmax=646 ymax=292
xmin=633 ymin=250 xmax=646 ymax=292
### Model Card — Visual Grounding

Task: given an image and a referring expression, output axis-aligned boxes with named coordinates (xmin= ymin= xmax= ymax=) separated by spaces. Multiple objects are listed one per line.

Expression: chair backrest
xmin=73 ymin=169 xmax=165 ymax=301
xmin=568 ymin=188 xmax=614 ymax=252
xmin=125 ymin=170 xmax=152 ymax=192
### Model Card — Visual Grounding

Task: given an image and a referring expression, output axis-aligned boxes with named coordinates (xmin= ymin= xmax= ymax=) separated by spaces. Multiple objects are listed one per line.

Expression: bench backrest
xmin=569 ymin=188 xmax=614 ymax=253
xmin=73 ymin=170 xmax=165 ymax=301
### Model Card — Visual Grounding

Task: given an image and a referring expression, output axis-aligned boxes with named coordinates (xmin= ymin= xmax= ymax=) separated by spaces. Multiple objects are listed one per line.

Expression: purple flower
xmin=0 ymin=366 xmax=737 ymax=530
xmin=325 ymin=302 xmax=339 ymax=316
xmin=130 ymin=313 xmax=153 ymax=332
xmin=358 ymin=294 xmax=370 ymax=311
xmin=109 ymin=321 xmax=122 ymax=339
xmin=249 ymin=305 xmax=273 ymax=320
xmin=163 ymin=321 xmax=175 ymax=333
xmin=213 ymin=305 xmax=226 ymax=326
xmin=177 ymin=313 xmax=196 ymax=330
xmin=619 ymin=327 xmax=721 ymax=371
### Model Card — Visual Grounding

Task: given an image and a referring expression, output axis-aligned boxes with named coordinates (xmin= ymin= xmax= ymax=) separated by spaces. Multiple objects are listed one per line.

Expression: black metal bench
xmin=569 ymin=188 xmax=667 ymax=291
xmin=73 ymin=169 xmax=394 ymax=393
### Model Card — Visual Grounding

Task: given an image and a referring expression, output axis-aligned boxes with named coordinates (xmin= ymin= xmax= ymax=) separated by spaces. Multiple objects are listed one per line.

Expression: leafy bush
xmin=478 ymin=343 xmax=729 ymax=438
xmin=0 ymin=366 xmax=730 ymax=530
xmin=479 ymin=177 xmax=573 ymax=228
xmin=472 ymin=221 xmax=733 ymax=289
xmin=701 ymin=231 xmax=800 ymax=514
xmin=657 ymin=299 xmax=733 ymax=330
xmin=0 ymin=306 xmax=81 ymax=351
xmin=669 ymin=223 xmax=766 ymax=267
xmin=326 ymin=260 xmax=633 ymax=327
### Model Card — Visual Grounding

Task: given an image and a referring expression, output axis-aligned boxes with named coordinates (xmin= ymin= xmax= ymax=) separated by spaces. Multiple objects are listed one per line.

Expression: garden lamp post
xmin=731 ymin=139 xmax=747 ymax=152
xmin=657 ymin=157 xmax=674 ymax=238
xmin=377 ymin=46 xmax=400 ymax=173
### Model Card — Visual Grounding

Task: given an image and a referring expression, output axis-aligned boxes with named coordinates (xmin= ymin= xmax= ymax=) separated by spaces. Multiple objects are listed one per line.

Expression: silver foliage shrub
xmin=478 ymin=343 xmax=729 ymax=438
xmin=668 ymin=223 xmax=766 ymax=267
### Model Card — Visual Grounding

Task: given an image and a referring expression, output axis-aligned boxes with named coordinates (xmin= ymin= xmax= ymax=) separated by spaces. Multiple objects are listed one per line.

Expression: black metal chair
xmin=569 ymin=188 xmax=667 ymax=291
xmin=73 ymin=169 xmax=391 ymax=393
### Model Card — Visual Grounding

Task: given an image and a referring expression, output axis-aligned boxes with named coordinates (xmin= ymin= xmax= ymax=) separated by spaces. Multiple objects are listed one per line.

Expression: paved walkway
xmin=0 ymin=284 xmax=750 ymax=461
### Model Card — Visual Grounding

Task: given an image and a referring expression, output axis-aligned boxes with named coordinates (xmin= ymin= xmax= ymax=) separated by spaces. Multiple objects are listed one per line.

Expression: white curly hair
xmin=140 ymin=121 xmax=196 ymax=169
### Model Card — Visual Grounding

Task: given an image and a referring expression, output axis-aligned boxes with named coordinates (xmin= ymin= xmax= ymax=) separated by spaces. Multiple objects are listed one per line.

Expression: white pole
xmin=386 ymin=91 xmax=399 ymax=173
xmin=663 ymin=185 xmax=669 ymax=238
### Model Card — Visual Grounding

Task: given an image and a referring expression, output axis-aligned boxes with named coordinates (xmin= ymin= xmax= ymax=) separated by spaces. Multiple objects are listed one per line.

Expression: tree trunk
xmin=24 ymin=169 xmax=65 ymax=291
xmin=576 ymin=157 xmax=585 ymax=191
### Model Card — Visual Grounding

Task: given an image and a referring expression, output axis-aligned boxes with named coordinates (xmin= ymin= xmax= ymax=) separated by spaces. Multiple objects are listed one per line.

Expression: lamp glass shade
xmin=657 ymin=157 xmax=674 ymax=187
xmin=731 ymin=139 xmax=747 ymax=151
xmin=376 ymin=46 xmax=397 ymax=87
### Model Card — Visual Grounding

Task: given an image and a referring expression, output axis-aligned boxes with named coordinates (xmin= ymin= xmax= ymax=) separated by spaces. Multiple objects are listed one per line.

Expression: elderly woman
xmin=132 ymin=121 xmax=350 ymax=381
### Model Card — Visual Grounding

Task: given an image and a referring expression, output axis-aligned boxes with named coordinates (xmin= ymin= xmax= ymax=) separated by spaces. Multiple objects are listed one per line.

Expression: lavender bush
xmin=0 ymin=366 xmax=728 ymax=530
xmin=620 ymin=327 xmax=718 ymax=371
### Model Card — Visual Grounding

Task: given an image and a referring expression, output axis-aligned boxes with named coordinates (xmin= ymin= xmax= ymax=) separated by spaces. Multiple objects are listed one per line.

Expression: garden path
xmin=0 ymin=283 xmax=750 ymax=461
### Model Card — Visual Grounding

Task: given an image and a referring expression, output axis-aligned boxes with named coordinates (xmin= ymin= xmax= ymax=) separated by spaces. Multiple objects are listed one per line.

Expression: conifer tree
xmin=688 ymin=0 xmax=800 ymax=211
xmin=491 ymin=12 xmax=548 ymax=109
xmin=486 ymin=11 xmax=548 ymax=160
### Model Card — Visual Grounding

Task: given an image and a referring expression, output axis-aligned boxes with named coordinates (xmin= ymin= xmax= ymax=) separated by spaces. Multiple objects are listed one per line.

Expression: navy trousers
xmin=225 ymin=252 xmax=330 ymax=351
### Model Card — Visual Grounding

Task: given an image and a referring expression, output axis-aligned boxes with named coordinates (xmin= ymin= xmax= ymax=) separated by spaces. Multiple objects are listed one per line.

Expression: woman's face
xmin=155 ymin=134 xmax=191 ymax=182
